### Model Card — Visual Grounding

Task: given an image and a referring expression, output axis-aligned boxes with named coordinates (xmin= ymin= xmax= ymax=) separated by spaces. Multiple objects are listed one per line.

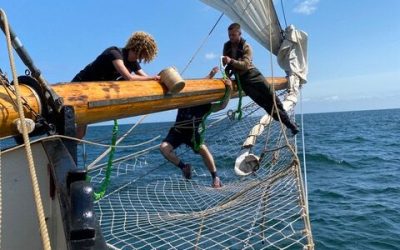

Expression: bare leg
xmin=160 ymin=141 xmax=192 ymax=179
xmin=199 ymin=144 xmax=221 ymax=188
xmin=160 ymin=141 xmax=180 ymax=166
xmin=198 ymin=144 xmax=217 ymax=173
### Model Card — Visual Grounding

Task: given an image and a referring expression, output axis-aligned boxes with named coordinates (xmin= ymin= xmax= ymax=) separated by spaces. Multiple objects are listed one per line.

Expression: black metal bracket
xmin=43 ymin=138 xmax=107 ymax=250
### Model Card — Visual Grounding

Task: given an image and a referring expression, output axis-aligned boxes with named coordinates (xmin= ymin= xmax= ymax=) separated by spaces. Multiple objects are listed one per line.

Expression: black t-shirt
xmin=173 ymin=104 xmax=211 ymax=133
xmin=72 ymin=46 xmax=141 ymax=81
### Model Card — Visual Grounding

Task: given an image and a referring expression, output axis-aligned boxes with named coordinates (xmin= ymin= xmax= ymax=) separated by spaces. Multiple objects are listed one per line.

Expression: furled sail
xmin=200 ymin=0 xmax=283 ymax=55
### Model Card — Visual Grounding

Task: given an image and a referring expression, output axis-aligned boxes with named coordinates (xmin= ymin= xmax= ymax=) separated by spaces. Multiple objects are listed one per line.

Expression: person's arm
xmin=112 ymin=59 xmax=160 ymax=80
xmin=206 ymin=66 xmax=219 ymax=79
xmin=135 ymin=69 xmax=148 ymax=77
xmin=223 ymin=43 xmax=253 ymax=71
xmin=210 ymin=78 xmax=232 ymax=112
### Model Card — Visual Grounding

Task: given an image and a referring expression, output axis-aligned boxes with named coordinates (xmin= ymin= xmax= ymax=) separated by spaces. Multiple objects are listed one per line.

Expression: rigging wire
xmin=300 ymin=86 xmax=309 ymax=209
xmin=180 ymin=13 xmax=224 ymax=76
xmin=280 ymin=0 xmax=288 ymax=28
xmin=265 ymin=0 xmax=297 ymax=157
xmin=266 ymin=1 xmax=313 ymax=246
xmin=181 ymin=0 xmax=259 ymax=76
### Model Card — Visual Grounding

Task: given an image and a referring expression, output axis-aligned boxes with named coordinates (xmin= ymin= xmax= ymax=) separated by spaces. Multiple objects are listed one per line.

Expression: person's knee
xmin=198 ymin=144 xmax=209 ymax=154
xmin=160 ymin=141 xmax=170 ymax=154
xmin=200 ymin=144 xmax=208 ymax=150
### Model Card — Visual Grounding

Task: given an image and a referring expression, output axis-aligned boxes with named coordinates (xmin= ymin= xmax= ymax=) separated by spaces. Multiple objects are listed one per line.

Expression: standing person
xmin=160 ymin=67 xmax=232 ymax=188
xmin=222 ymin=23 xmax=299 ymax=135
xmin=72 ymin=31 xmax=160 ymax=138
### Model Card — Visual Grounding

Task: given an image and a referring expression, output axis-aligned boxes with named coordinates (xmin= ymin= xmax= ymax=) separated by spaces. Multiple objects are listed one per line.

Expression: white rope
xmin=86 ymin=115 xmax=148 ymax=171
xmin=1 ymin=9 xmax=51 ymax=250
xmin=300 ymin=88 xmax=309 ymax=210
xmin=89 ymin=144 xmax=160 ymax=172
xmin=265 ymin=1 xmax=313 ymax=248
xmin=1 ymin=134 xmax=160 ymax=155
xmin=265 ymin=0 xmax=297 ymax=156
xmin=291 ymin=26 xmax=314 ymax=250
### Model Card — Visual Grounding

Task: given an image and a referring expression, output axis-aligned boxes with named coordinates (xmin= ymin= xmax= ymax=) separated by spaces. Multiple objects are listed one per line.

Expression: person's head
xmin=125 ymin=31 xmax=158 ymax=63
xmin=228 ymin=23 xmax=241 ymax=44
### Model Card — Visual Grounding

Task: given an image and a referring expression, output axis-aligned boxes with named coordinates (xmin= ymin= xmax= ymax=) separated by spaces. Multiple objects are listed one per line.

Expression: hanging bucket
xmin=234 ymin=153 xmax=260 ymax=176
xmin=159 ymin=67 xmax=185 ymax=94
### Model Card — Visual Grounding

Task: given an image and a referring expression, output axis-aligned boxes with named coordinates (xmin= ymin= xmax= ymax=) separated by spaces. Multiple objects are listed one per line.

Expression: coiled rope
xmin=0 ymin=9 xmax=51 ymax=250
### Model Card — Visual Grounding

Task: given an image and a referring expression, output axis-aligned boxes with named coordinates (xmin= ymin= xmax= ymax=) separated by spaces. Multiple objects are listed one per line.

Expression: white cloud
xmin=294 ymin=0 xmax=319 ymax=15
xmin=324 ymin=95 xmax=339 ymax=101
xmin=205 ymin=52 xmax=217 ymax=60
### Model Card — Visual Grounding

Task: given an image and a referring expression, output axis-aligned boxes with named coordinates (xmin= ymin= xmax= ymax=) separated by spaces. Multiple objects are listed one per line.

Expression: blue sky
xmin=1 ymin=0 xmax=399 ymax=123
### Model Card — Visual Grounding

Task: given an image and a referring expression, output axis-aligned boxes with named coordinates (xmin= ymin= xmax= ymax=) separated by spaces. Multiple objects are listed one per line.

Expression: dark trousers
xmin=238 ymin=68 xmax=294 ymax=129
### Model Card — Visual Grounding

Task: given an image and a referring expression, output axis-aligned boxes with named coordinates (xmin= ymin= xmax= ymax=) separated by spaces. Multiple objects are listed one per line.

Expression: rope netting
xmin=85 ymin=89 xmax=313 ymax=250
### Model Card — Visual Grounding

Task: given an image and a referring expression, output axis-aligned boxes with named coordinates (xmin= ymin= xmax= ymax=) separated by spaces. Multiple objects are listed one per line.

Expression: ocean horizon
xmin=86 ymin=108 xmax=400 ymax=249
xmin=87 ymin=107 xmax=400 ymax=127
xmin=1 ymin=108 xmax=399 ymax=249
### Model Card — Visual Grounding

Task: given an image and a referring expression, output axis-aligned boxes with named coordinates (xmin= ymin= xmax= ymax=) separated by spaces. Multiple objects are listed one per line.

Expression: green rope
xmin=192 ymin=110 xmax=211 ymax=152
xmin=192 ymin=86 xmax=230 ymax=152
xmin=220 ymin=61 xmax=243 ymax=120
xmin=92 ymin=119 xmax=119 ymax=200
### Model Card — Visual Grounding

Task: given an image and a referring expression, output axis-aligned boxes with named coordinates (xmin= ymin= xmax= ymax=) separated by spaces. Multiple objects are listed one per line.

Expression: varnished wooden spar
xmin=0 ymin=84 xmax=42 ymax=138
xmin=0 ymin=77 xmax=287 ymax=138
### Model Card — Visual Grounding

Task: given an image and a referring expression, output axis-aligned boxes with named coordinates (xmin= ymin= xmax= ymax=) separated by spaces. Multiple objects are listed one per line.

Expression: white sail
xmin=200 ymin=0 xmax=283 ymax=55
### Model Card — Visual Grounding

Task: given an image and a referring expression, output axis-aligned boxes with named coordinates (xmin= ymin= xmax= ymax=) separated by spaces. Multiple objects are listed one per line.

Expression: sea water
xmin=85 ymin=108 xmax=399 ymax=249
xmin=1 ymin=108 xmax=399 ymax=249
xmin=298 ymin=109 xmax=400 ymax=249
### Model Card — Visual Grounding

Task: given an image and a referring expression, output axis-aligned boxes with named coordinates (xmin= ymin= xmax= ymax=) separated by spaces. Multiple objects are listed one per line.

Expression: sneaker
xmin=181 ymin=164 xmax=192 ymax=179
xmin=290 ymin=123 xmax=300 ymax=136
xmin=211 ymin=177 xmax=222 ymax=188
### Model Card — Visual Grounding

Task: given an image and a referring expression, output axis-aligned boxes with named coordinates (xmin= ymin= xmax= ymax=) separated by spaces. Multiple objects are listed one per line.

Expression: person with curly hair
xmin=72 ymin=31 xmax=159 ymax=82
xmin=72 ymin=31 xmax=160 ymax=138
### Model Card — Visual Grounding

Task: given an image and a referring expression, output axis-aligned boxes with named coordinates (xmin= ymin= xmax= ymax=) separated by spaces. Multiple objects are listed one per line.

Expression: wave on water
xmin=302 ymin=152 xmax=355 ymax=168
xmin=300 ymin=109 xmax=400 ymax=249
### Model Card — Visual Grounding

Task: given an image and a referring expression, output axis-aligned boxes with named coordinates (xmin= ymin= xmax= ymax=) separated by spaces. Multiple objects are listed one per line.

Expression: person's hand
xmin=209 ymin=66 xmax=219 ymax=78
xmin=224 ymin=78 xmax=232 ymax=88
xmin=153 ymin=75 xmax=160 ymax=81
xmin=222 ymin=56 xmax=232 ymax=65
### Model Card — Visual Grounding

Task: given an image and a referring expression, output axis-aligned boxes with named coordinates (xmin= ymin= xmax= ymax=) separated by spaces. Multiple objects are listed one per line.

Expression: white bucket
xmin=234 ymin=153 xmax=260 ymax=176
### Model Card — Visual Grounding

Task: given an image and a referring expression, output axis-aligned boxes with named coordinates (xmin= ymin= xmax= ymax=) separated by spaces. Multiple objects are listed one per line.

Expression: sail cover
xmin=200 ymin=0 xmax=283 ymax=55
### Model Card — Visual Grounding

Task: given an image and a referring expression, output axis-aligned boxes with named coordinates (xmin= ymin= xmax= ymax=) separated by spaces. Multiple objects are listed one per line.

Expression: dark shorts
xmin=163 ymin=128 xmax=201 ymax=153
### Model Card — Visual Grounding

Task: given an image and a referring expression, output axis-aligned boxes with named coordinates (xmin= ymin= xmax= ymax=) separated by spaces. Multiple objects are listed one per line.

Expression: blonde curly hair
xmin=125 ymin=31 xmax=158 ymax=63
